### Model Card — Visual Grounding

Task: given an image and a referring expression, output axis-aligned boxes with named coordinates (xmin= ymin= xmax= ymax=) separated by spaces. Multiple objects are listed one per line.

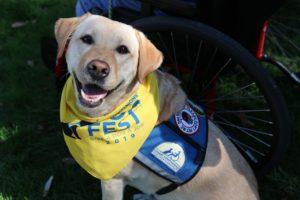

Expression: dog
xmin=55 ymin=13 xmax=259 ymax=200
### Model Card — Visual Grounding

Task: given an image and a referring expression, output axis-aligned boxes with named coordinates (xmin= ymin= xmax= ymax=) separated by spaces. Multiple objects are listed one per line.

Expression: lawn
xmin=0 ymin=0 xmax=299 ymax=199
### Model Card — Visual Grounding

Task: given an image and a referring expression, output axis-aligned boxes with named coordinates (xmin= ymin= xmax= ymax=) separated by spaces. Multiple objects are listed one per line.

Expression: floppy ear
xmin=136 ymin=31 xmax=163 ymax=83
xmin=54 ymin=13 xmax=92 ymax=59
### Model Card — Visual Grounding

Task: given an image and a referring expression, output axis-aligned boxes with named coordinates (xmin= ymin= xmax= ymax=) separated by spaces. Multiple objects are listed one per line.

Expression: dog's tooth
xmin=81 ymin=89 xmax=106 ymax=103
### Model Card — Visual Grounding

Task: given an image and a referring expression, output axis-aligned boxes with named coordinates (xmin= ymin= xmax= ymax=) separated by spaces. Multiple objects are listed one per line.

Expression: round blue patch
xmin=175 ymin=105 xmax=200 ymax=135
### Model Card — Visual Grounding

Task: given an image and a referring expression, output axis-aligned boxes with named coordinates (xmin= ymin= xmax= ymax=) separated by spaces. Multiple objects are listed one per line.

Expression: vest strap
xmin=156 ymin=183 xmax=179 ymax=195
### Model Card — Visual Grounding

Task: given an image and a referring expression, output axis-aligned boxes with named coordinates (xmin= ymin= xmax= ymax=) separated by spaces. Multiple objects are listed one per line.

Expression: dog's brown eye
xmin=116 ymin=45 xmax=129 ymax=54
xmin=80 ymin=35 xmax=94 ymax=45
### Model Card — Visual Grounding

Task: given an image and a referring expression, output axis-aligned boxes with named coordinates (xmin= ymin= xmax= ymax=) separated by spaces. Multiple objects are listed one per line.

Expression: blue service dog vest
xmin=135 ymin=103 xmax=208 ymax=194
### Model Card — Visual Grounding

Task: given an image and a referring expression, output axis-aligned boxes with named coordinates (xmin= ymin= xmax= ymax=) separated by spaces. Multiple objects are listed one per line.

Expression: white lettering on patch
xmin=175 ymin=105 xmax=199 ymax=135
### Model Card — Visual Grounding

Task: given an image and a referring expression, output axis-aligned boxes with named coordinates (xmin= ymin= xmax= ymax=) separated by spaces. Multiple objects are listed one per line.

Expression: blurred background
xmin=0 ymin=0 xmax=299 ymax=199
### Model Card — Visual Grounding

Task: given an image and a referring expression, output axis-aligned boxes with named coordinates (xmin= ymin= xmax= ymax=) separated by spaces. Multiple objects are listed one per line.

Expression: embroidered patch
xmin=151 ymin=142 xmax=185 ymax=172
xmin=175 ymin=105 xmax=200 ymax=134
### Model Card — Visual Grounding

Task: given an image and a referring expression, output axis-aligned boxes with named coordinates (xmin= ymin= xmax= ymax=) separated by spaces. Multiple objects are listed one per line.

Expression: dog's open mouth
xmin=75 ymin=78 xmax=107 ymax=107
xmin=81 ymin=84 xmax=107 ymax=103
xmin=73 ymin=74 xmax=123 ymax=107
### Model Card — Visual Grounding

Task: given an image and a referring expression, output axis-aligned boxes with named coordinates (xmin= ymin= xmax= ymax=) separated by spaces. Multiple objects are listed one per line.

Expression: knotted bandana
xmin=60 ymin=73 xmax=160 ymax=180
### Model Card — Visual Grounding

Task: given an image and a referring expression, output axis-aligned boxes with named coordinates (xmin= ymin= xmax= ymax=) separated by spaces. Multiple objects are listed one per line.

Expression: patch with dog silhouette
xmin=151 ymin=142 xmax=186 ymax=172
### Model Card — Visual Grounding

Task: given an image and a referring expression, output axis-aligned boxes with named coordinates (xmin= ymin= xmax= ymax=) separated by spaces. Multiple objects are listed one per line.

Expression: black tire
xmin=131 ymin=16 xmax=290 ymax=178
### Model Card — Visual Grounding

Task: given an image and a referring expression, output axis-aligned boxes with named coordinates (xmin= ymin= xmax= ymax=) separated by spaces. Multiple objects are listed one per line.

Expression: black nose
xmin=86 ymin=60 xmax=110 ymax=79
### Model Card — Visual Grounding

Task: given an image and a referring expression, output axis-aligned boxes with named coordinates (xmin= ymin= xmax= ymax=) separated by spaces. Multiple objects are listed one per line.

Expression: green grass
xmin=0 ymin=0 xmax=299 ymax=199
xmin=0 ymin=0 xmax=101 ymax=199
xmin=259 ymin=83 xmax=300 ymax=199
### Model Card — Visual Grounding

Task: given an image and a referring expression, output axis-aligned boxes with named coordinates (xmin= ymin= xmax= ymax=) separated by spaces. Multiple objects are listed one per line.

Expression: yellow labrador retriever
xmin=55 ymin=13 xmax=259 ymax=200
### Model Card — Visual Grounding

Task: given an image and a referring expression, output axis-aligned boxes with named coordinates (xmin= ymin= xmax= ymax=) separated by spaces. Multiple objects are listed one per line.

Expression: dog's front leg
xmin=101 ymin=179 xmax=125 ymax=200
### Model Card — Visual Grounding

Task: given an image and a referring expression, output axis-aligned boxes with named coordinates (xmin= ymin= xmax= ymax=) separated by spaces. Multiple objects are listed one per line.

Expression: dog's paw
xmin=133 ymin=193 xmax=156 ymax=200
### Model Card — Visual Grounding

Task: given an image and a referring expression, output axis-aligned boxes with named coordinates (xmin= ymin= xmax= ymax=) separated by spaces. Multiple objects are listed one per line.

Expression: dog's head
xmin=55 ymin=14 xmax=162 ymax=116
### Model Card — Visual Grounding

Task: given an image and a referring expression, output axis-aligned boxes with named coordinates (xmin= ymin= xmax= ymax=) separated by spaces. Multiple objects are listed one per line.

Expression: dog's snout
xmin=87 ymin=60 xmax=110 ymax=79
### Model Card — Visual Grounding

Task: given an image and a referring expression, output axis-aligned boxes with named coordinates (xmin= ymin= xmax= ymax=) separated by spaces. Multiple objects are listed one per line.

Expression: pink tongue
xmin=81 ymin=84 xmax=108 ymax=102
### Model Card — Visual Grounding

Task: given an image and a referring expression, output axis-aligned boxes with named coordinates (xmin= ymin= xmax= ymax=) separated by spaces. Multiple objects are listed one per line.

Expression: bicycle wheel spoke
xmin=267 ymin=27 xmax=289 ymax=57
xmin=236 ymin=145 xmax=260 ymax=163
xmin=170 ymin=31 xmax=180 ymax=77
xmin=185 ymin=34 xmax=191 ymax=66
xmin=274 ymin=16 xmax=300 ymax=22
xmin=204 ymin=47 xmax=218 ymax=75
xmin=215 ymin=121 xmax=273 ymax=136
xmin=156 ymin=32 xmax=174 ymax=63
xmin=187 ymin=40 xmax=203 ymax=93
xmin=271 ymin=19 xmax=300 ymax=35
xmin=201 ymin=100 xmax=269 ymax=114
xmin=245 ymin=115 xmax=274 ymax=125
xmin=214 ymin=82 xmax=257 ymax=100
xmin=215 ymin=109 xmax=271 ymax=114
xmin=214 ymin=113 xmax=271 ymax=147
xmin=226 ymin=134 xmax=266 ymax=157
xmin=271 ymin=25 xmax=300 ymax=52
xmin=198 ymin=95 xmax=265 ymax=103
xmin=200 ymin=102 xmax=274 ymax=128
xmin=201 ymin=58 xmax=232 ymax=94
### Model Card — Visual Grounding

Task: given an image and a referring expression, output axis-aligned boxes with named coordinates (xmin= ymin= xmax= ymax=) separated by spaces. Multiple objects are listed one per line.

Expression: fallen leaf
xmin=37 ymin=124 xmax=45 ymax=131
xmin=43 ymin=175 xmax=54 ymax=197
xmin=27 ymin=60 xmax=35 ymax=67
xmin=11 ymin=21 xmax=28 ymax=28
xmin=62 ymin=157 xmax=76 ymax=165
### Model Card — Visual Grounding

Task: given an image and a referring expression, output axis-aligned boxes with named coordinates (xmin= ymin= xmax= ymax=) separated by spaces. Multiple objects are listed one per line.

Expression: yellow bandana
xmin=60 ymin=73 xmax=160 ymax=180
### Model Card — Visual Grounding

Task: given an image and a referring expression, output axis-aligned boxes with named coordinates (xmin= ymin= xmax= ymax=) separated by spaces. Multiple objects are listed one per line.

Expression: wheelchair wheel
xmin=131 ymin=16 xmax=290 ymax=178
